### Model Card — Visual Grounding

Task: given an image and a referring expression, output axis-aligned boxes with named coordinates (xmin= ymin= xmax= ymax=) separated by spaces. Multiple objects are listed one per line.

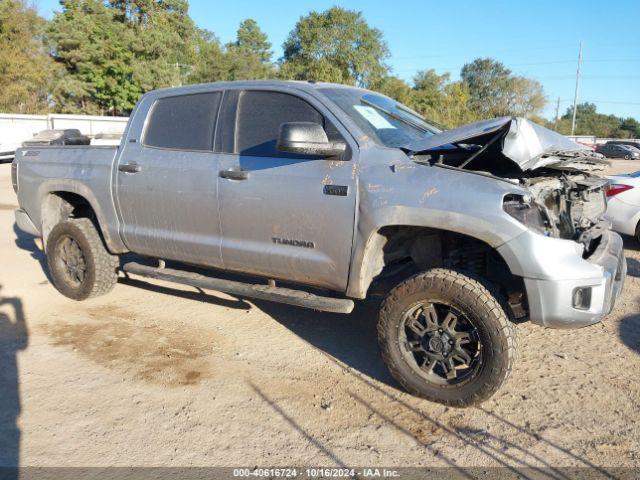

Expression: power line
xmin=534 ymin=75 xmax=640 ymax=80
xmin=586 ymin=100 xmax=640 ymax=106
xmin=554 ymin=99 xmax=640 ymax=105
xmin=390 ymin=42 xmax=633 ymax=60
xmin=394 ymin=59 xmax=640 ymax=67
xmin=582 ymin=58 xmax=640 ymax=63
xmin=509 ymin=58 xmax=640 ymax=66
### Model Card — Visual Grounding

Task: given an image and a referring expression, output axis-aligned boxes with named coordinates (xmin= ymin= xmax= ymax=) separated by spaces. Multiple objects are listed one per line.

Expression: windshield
xmin=320 ymin=87 xmax=441 ymax=148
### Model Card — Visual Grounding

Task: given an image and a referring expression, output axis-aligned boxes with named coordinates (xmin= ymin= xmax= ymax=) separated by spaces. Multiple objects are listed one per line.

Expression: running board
xmin=121 ymin=262 xmax=355 ymax=314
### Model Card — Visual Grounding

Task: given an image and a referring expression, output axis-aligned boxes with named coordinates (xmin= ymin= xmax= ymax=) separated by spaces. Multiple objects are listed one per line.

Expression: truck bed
xmin=15 ymin=145 xmax=120 ymax=244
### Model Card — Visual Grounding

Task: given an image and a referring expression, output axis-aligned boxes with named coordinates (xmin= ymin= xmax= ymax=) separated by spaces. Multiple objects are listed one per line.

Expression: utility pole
xmin=570 ymin=41 xmax=583 ymax=136
xmin=554 ymin=96 xmax=561 ymax=131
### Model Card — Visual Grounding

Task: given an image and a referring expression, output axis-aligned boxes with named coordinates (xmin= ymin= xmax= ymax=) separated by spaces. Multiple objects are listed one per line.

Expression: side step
xmin=122 ymin=262 xmax=355 ymax=314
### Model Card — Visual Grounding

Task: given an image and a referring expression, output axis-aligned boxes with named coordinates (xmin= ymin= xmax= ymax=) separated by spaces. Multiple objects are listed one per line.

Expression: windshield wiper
xmin=360 ymin=98 xmax=432 ymax=133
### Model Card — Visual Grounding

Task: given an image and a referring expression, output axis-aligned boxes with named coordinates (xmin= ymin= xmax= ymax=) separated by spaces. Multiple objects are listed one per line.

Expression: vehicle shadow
xmin=116 ymin=254 xmax=254 ymax=311
xmin=252 ymin=297 xmax=397 ymax=388
xmin=119 ymin=271 xmax=395 ymax=385
xmin=0 ymin=286 xmax=28 ymax=478
xmin=618 ymin=309 xmax=640 ymax=355
xmin=12 ymin=223 xmax=52 ymax=283
xmin=118 ymin=274 xmax=253 ymax=311
xmin=621 ymin=234 xmax=639 ymax=252
xmin=626 ymin=258 xmax=640 ymax=278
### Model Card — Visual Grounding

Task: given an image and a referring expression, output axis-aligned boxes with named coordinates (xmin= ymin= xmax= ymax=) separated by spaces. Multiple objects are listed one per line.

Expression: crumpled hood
xmin=403 ymin=116 xmax=607 ymax=171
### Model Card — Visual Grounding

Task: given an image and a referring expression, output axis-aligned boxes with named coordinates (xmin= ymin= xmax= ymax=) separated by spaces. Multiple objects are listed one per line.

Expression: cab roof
xmin=149 ymin=79 xmax=366 ymax=95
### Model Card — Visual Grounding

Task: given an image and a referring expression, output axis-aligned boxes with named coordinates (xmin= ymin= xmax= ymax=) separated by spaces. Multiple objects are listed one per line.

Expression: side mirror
xmin=277 ymin=122 xmax=346 ymax=158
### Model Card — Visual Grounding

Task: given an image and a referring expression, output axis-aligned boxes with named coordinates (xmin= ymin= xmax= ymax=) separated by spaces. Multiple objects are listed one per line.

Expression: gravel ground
xmin=0 ymin=159 xmax=639 ymax=474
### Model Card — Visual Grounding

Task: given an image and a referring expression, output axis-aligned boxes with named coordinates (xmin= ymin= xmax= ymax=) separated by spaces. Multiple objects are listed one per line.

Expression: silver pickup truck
xmin=12 ymin=80 xmax=626 ymax=406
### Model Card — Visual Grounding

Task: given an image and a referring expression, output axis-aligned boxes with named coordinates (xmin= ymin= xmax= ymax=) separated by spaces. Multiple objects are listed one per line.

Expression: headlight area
xmin=503 ymin=194 xmax=550 ymax=236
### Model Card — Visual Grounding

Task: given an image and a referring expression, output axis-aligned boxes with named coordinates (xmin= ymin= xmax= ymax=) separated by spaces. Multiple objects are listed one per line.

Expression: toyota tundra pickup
xmin=12 ymin=80 xmax=627 ymax=406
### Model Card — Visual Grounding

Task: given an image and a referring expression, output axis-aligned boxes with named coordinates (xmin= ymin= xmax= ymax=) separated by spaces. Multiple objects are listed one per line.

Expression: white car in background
xmin=606 ymin=171 xmax=640 ymax=241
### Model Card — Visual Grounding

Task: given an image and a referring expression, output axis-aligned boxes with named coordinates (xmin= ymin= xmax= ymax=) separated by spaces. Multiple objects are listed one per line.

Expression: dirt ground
xmin=0 ymin=159 xmax=639 ymax=474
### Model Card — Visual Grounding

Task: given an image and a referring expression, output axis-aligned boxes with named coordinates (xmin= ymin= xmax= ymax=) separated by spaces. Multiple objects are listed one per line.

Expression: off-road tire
xmin=46 ymin=218 xmax=119 ymax=300
xmin=377 ymin=268 xmax=518 ymax=407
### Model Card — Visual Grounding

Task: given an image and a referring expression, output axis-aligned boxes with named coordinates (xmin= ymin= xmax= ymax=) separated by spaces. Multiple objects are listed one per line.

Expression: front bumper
xmin=498 ymin=229 xmax=626 ymax=329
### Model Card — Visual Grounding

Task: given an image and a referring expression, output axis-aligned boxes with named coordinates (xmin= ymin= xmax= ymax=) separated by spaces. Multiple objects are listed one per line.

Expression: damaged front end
xmin=406 ymin=117 xmax=611 ymax=248
xmin=503 ymin=173 xmax=608 ymax=251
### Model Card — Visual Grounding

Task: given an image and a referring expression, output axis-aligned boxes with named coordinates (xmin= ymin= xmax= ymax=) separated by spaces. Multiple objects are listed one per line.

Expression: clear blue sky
xmin=34 ymin=0 xmax=640 ymax=120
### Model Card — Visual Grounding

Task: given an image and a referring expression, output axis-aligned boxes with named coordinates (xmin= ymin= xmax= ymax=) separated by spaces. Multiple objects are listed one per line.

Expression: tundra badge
xmin=272 ymin=237 xmax=315 ymax=249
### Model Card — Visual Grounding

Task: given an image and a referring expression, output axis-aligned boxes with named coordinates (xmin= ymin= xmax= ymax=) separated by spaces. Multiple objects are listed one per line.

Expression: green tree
xmin=370 ymin=76 xmax=413 ymax=105
xmin=280 ymin=6 xmax=389 ymax=87
xmin=189 ymin=19 xmax=275 ymax=84
xmin=224 ymin=19 xmax=275 ymax=80
xmin=441 ymin=80 xmax=477 ymax=127
xmin=224 ymin=47 xmax=275 ymax=80
xmin=555 ymin=102 xmax=635 ymax=137
xmin=232 ymin=18 xmax=272 ymax=62
xmin=412 ymin=69 xmax=450 ymax=115
xmin=460 ymin=58 xmax=546 ymax=119
xmin=188 ymin=29 xmax=230 ymax=84
xmin=503 ymin=76 xmax=546 ymax=117
xmin=0 ymin=0 xmax=59 ymax=113
xmin=49 ymin=0 xmax=141 ymax=114
xmin=410 ymin=70 xmax=476 ymax=128
xmin=109 ymin=0 xmax=197 ymax=90
xmin=50 ymin=0 xmax=201 ymax=114
xmin=109 ymin=0 xmax=190 ymax=29
xmin=460 ymin=58 xmax=512 ymax=117
xmin=619 ymin=117 xmax=640 ymax=138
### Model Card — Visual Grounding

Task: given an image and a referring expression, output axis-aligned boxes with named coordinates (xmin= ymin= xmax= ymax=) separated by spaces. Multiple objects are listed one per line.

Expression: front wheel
xmin=624 ymin=154 xmax=631 ymax=160
xmin=46 ymin=218 xmax=119 ymax=300
xmin=377 ymin=269 xmax=517 ymax=407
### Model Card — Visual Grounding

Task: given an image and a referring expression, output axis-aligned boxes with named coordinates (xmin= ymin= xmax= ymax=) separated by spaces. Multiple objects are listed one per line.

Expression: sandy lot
xmin=0 ymin=159 xmax=639 ymax=474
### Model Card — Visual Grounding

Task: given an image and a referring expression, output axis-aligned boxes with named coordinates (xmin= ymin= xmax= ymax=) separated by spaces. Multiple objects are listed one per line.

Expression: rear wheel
xmin=46 ymin=218 xmax=119 ymax=300
xmin=624 ymin=154 xmax=631 ymax=160
xmin=377 ymin=269 xmax=517 ymax=407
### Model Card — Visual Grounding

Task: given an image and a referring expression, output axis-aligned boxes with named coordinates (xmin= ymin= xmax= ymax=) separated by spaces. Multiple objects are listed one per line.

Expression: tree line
xmin=1 ymin=0 xmax=638 ymax=137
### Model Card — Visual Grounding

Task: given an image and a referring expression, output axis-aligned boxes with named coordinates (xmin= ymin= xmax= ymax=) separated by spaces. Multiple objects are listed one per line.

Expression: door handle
xmin=118 ymin=162 xmax=141 ymax=173
xmin=219 ymin=168 xmax=248 ymax=180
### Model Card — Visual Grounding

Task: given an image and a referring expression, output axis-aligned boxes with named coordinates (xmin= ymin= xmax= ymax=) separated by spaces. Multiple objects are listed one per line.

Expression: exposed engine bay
xmin=504 ymin=171 xmax=608 ymax=249
xmin=407 ymin=117 xmax=611 ymax=247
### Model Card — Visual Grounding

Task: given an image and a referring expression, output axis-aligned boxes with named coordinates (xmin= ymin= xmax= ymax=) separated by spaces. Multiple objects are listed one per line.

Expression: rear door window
xmin=144 ymin=92 xmax=222 ymax=151
xmin=233 ymin=90 xmax=340 ymax=157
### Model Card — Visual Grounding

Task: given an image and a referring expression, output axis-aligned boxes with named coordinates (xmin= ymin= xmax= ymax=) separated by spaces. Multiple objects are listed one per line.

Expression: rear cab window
xmin=143 ymin=92 xmax=222 ymax=151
